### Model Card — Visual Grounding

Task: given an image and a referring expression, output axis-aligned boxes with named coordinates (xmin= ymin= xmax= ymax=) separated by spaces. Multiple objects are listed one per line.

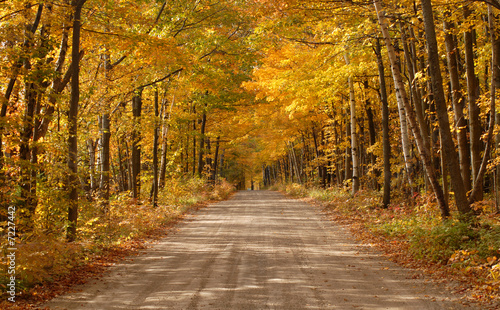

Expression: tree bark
xmin=364 ymin=80 xmax=378 ymax=189
xmin=197 ymin=106 xmax=207 ymax=177
xmin=151 ymin=88 xmax=159 ymax=207
xmin=374 ymin=38 xmax=391 ymax=208
xmin=344 ymin=108 xmax=352 ymax=183
xmin=67 ymin=0 xmax=86 ymax=242
xmin=210 ymin=136 xmax=220 ymax=184
xmin=400 ymin=23 xmax=433 ymax=169
xmin=87 ymin=139 xmax=97 ymax=194
xmin=444 ymin=17 xmax=472 ymax=192
xmin=192 ymin=105 xmax=197 ymax=176
xmin=464 ymin=5 xmax=483 ymax=201
xmin=380 ymin=25 xmax=414 ymax=189
xmin=99 ymin=114 xmax=110 ymax=211
xmin=131 ymin=88 xmax=143 ymax=199
xmin=345 ymin=53 xmax=359 ymax=195
xmin=159 ymin=96 xmax=173 ymax=188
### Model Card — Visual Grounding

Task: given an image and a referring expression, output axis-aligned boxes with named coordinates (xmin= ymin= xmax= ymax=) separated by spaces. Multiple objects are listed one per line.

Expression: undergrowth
xmin=276 ymin=183 xmax=500 ymax=304
xmin=0 ymin=178 xmax=235 ymax=300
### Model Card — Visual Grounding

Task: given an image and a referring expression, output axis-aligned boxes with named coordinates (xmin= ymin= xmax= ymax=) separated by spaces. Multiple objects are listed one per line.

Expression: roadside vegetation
xmin=275 ymin=183 xmax=500 ymax=306
xmin=0 ymin=178 xmax=235 ymax=309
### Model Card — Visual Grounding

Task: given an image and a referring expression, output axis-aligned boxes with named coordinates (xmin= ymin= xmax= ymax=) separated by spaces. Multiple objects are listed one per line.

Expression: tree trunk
xmin=197 ymin=107 xmax=207 ymax=177
xmin=344 ymin=109 xmax=353 ymax=183
xmin=131 ymin=88 xmax=143 ymax=199
xmin=288 ymin=142 xmax=302 ymax=184
xmin=98 ymin=52 xmax=112 ymax=210
xmin=205 ymin=137 xmax=212 ymax=176
xmin=312 ymin=128 xmax=325 ymax=188
xmin=159 ymin=96 xmax=173 ymax=188
xmin=380 ymin=25 xmax=414 ymax=189
xmin=364 ymin=80 xmax=378 ymax=189
xmin=87 ymin=139 xmax=97 ymax=194
xmin=374 ymin=0 xmax=450 ymax=218
xmin=374 ymin=38 xmax=391 ymax=208
xmin=99 ymin=114 xmax=110 ymax=211
xmin=220 ymin=149 xmax=225 ymax=176
xmin=67 ymin=0 xmax=86 ymax=242
xmin=464 ymin=6 xmax=483 ymax=201
xmin=420 ymin=0 xmax=471 ymax=215
xmin=151 ymin=89 xmax=159 ymax=207
xmin=444 ymin=17 xmax=472 ymax=192
xmin=495 ymin=6 xmax=500 ymax=211
xmin=192 ymin=105 xmax=197 ymax=176
xmin=345 ymin=54 xmax=359 ymax=194
xmin=400 ymin=23 xmax=433 ymax=168
xmin=117 ymin=138 xmax=127 ymax=191
xmin=210 ymin=136 xmax=220 ymax=184
xmin=19 ymin=70 xmax=38 ymax=217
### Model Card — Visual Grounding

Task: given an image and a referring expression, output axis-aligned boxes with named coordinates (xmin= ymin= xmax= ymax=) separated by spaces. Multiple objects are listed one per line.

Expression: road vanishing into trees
xmin=42 ymin=191 xmax=477 ymax=309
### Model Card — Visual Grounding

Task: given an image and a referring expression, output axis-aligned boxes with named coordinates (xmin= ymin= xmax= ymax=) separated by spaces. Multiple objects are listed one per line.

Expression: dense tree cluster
xmin=0 ymin=0 xmax=258 ymax=241
xmin=250 ymin=0 xmax=500 ymax=219
xmin=1 ymin=0 xmax=500 ymax=245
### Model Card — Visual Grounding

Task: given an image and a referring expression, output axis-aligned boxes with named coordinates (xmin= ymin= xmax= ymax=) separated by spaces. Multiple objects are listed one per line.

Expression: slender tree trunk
xmin=364 ymin=80 xmax=378 ymax=189
xmin=288 ymin=142 xmax=302 ymax=184
xmin=220 ymin=149 xmax=225 ymax=176
xmin=117 ymin=138 xmax=127 ymax=191
xmin=345 ymin=54 xmax=359 ymax=194
xmin=374 ymin=0 xmax=450 ymax=218
xmin=191 ymin=105 xmax=197 ymax=176
xmin=67 ymin=0 xmax=86 ymax=242
xmin=464 ymin=6 xmax=483 ymax=201
xmin=87 ymin=139 xmax=97 ymax=193
xmin=375 ymin=38 xmax=391 ymax=207
xmin=185 ymin=129 xmax=190 ymax=173
xmin=131 ymin=88 xmax=143 ymax=199
xmin=197 ymin=107 xmax=207 ymax=177
xmin=344 ymin=109 xmax=353 ymax=183
xmin=288 ymin=150 xmax=294 ymax=183
xmin=205 ymin=137 xmax=212 ymax=176
xmin=210 ymin=136 xmax=220 ymax=184
xmin=151 ymin=88 xmax=159 ymax=207
xmin=420 ymin=0 xmax=471 ymax=215
xmin=494 ymin=7 xmax=500 ymax=211
xmin=99 ymin=114 xmax=110 ymax=211
xmin=19 ymin=70 xmax=37 ymax=216
xmin=379 ymin=24 xmax=414 ymax=189
xmin=159 ymin=96 xmax=173 ymax=188
xmin=98 ymin=52 xmax=112 ymax=209
xmin=312 ymin=128 xmax=325 ymax=188
xmin=400 ymin=23 xmax=433 ymax=167
xmin=125 ymin=140 xmax=133 ymax=191
xmin=444 ymin=17 xmax=472 ymax=192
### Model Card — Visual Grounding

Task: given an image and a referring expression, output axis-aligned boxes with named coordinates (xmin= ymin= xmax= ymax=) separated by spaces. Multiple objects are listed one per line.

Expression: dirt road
xmin=42 ymin=191 xmax=475 ymax=309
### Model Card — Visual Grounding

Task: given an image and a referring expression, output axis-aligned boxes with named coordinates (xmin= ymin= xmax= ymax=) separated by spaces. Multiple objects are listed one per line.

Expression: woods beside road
xmin=1 ymin=0 xmax=500 ymax=307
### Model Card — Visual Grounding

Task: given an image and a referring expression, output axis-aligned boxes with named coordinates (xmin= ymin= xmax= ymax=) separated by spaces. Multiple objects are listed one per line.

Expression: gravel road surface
xmin=42 ymin=190 xmax=476 ymax=309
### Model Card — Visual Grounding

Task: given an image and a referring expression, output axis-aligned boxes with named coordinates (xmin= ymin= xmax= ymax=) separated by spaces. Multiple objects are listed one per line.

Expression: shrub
xmin=409 ymin=219 xmax=500 ymax=264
